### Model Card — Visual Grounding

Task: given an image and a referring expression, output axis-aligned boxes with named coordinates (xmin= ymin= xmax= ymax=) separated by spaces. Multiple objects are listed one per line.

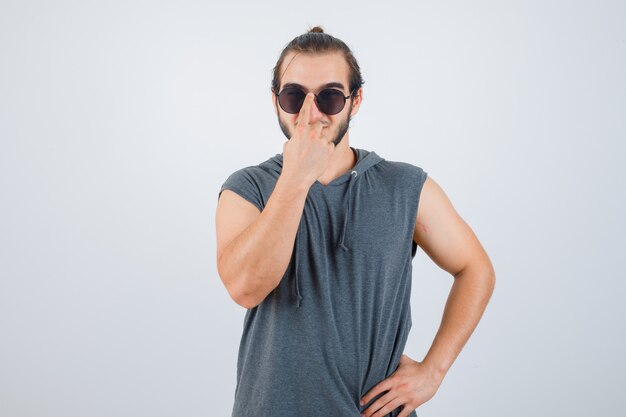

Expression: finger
xmin=314 ymin=120 xmax=324 ymax=134
xmin=361 ymin=379 xmax=393 ymax=406
xmin=297 ymin=92 xmax=314 ymax=126
xmin=372 ymin=397 xmax=405 ymax=417
xmin=363 ymin=392 xmax=396 ymax=417
xmin=306 ymin=119 xmax=324 ymax=140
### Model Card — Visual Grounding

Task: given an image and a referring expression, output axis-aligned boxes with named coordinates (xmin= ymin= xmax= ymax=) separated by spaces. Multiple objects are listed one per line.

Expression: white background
xmin=1 ymin=0 xmax=625 ymax=416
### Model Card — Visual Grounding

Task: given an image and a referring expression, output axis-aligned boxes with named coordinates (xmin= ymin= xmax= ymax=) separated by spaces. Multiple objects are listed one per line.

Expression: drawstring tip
xmin=295 ymin=295 xmax=302 ymax=308
xmin=339 ymin=242 xmax=349 ymax=252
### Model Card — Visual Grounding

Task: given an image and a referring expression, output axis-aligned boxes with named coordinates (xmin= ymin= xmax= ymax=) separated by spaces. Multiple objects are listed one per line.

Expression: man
xmin=216 ymin=26 xmax=495 ymax=417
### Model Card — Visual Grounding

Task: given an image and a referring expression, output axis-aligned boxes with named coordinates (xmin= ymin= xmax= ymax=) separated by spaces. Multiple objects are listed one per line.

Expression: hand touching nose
xmin=281 ymin=92 xmax=337 ymax=188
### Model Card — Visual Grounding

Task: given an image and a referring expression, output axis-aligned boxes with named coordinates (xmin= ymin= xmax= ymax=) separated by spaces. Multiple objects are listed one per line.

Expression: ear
xmin=271 ymin=89 xmax=278 ymax=115
xmin=350 ymin=88 xmax=363 ymax=117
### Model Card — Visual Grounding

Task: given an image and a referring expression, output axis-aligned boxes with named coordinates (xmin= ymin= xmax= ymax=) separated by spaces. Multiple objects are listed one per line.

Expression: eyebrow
xmin=281 ymin=82 xmax=346 ymax=92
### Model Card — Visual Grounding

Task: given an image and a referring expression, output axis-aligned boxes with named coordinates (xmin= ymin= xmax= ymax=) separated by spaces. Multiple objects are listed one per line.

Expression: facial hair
xmin=278 ymin=101 xmax=353 ymax=147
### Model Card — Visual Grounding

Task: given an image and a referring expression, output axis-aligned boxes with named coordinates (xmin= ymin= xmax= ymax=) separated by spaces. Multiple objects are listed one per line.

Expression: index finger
xmin=296 ymin=92 xmax=315 ymax=126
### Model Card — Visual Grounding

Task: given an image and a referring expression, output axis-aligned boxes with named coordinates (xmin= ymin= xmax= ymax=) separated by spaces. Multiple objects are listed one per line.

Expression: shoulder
xmin=219 ymin=157 xmax=281 ymax=212
xmin=375 ymin=159 xmax=428 ymax=188
xmin=222 ymin=165 xmax=266 ymax=185
xmin=221 ymin=154 xmax=280 ymax=188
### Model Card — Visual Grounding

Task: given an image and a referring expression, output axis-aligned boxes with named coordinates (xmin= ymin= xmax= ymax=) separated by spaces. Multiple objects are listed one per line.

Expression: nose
xmin=308 ymin=93 xmax=325 ymax=122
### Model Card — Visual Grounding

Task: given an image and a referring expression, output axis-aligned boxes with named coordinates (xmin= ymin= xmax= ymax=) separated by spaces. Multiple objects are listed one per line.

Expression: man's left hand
xmin=359 ymin=354 xmax=443 ymax=417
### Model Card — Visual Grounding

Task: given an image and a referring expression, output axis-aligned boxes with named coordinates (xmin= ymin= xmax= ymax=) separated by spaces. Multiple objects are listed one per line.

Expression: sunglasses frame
xmin=274 ymin=86 xmax=356 ymax=115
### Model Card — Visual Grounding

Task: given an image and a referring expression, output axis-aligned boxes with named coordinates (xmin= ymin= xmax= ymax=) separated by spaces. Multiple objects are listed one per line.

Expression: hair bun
xmin=309 ymin=26 xmax=324 ymax=33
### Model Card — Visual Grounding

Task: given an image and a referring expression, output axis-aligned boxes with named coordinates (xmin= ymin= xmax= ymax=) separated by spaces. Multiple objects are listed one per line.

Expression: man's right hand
xmin=281 ymin=92 xmax=337 ymax=187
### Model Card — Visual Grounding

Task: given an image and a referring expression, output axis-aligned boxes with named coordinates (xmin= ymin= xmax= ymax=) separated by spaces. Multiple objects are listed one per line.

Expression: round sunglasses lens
xmin=318 ymin=89 xmax=346 ymax=115
xmin=279 ymin=88 xmax=305 ymax=114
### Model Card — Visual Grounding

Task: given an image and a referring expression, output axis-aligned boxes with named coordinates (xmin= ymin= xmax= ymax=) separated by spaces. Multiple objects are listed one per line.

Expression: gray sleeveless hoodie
xmin=218 ymin=147 xmax=428 ymax=417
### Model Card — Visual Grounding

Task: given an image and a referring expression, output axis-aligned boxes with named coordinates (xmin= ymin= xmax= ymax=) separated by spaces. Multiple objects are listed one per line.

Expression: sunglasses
xmin=274 ymin=86 xmax=355 ymax=115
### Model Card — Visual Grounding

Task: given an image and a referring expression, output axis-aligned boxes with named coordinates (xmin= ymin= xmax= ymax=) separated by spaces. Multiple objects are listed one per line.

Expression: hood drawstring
xmin=338 ymin=170 xmax=358 ymax=252
xmin=293 ymin=218 xmax=304 ymax=307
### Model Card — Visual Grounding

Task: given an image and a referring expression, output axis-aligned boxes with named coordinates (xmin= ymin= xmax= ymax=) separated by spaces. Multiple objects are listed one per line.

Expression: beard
xmin=277 ymin=101 xmax=353 ymax=147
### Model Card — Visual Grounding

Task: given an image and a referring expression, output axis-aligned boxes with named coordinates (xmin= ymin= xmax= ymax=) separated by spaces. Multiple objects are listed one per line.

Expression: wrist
xmin=422 ymin=359 xmax=448 ymax=385
xmin=276 ymin=174 xmax=312 ymax=194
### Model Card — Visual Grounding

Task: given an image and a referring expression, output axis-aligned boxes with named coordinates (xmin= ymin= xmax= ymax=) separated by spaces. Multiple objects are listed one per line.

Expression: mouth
xmin=294 ymin=123 xmax=329 ymax=128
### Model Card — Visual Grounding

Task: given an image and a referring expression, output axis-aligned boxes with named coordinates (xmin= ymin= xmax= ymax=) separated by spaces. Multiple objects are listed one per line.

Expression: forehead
xmin=280 ymin=51 xmax=350 ymax=91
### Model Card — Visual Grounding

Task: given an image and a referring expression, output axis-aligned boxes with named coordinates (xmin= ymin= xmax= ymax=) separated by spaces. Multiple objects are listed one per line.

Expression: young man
xmin=216 ymin=26 xmax=495 ymax=417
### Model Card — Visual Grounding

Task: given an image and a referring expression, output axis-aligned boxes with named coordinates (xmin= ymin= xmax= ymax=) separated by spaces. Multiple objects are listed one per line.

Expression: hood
xmin=260 ymin=147 xmax=385 ymax=308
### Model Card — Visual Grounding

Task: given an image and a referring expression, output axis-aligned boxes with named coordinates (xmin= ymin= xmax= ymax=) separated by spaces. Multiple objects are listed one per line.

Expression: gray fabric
xmin=218 ymin=146 xmax=427 ymax=417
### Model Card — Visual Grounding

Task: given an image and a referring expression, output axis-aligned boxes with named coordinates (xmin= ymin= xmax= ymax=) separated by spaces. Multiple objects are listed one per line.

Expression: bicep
xmin=216 ymin=189 xmax=261 ymax=266
xmin=413 ymin=176 xmax=487 ymax=277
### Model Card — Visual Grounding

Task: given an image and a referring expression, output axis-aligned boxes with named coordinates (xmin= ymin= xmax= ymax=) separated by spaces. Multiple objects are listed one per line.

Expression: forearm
xmin=219 ymin=175 xmax=310 ymax=308
xmin=422 ymin=262 xmax=495 ymax=382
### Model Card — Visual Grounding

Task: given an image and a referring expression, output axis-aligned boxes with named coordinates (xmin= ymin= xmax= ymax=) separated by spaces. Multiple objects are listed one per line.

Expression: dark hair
xmin=271 ymin=25 xmax=365 ymax=98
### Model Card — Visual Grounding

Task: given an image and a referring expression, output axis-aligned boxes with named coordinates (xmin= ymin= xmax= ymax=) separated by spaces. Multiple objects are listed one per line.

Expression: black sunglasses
xmin=274 ymin=87 xmax=354 ymax=116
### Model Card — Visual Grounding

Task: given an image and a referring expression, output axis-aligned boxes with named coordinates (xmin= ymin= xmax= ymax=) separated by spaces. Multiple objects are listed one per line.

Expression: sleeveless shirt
xmin=218 ymin=146 xmax=428 ymax=417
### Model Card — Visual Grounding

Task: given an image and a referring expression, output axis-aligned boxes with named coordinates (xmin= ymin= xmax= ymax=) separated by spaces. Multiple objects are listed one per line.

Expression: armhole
xmin=219 ymin=186 xmax=263 ymax=213
xmin=411 ymin=167 xmax=428 ymax=258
